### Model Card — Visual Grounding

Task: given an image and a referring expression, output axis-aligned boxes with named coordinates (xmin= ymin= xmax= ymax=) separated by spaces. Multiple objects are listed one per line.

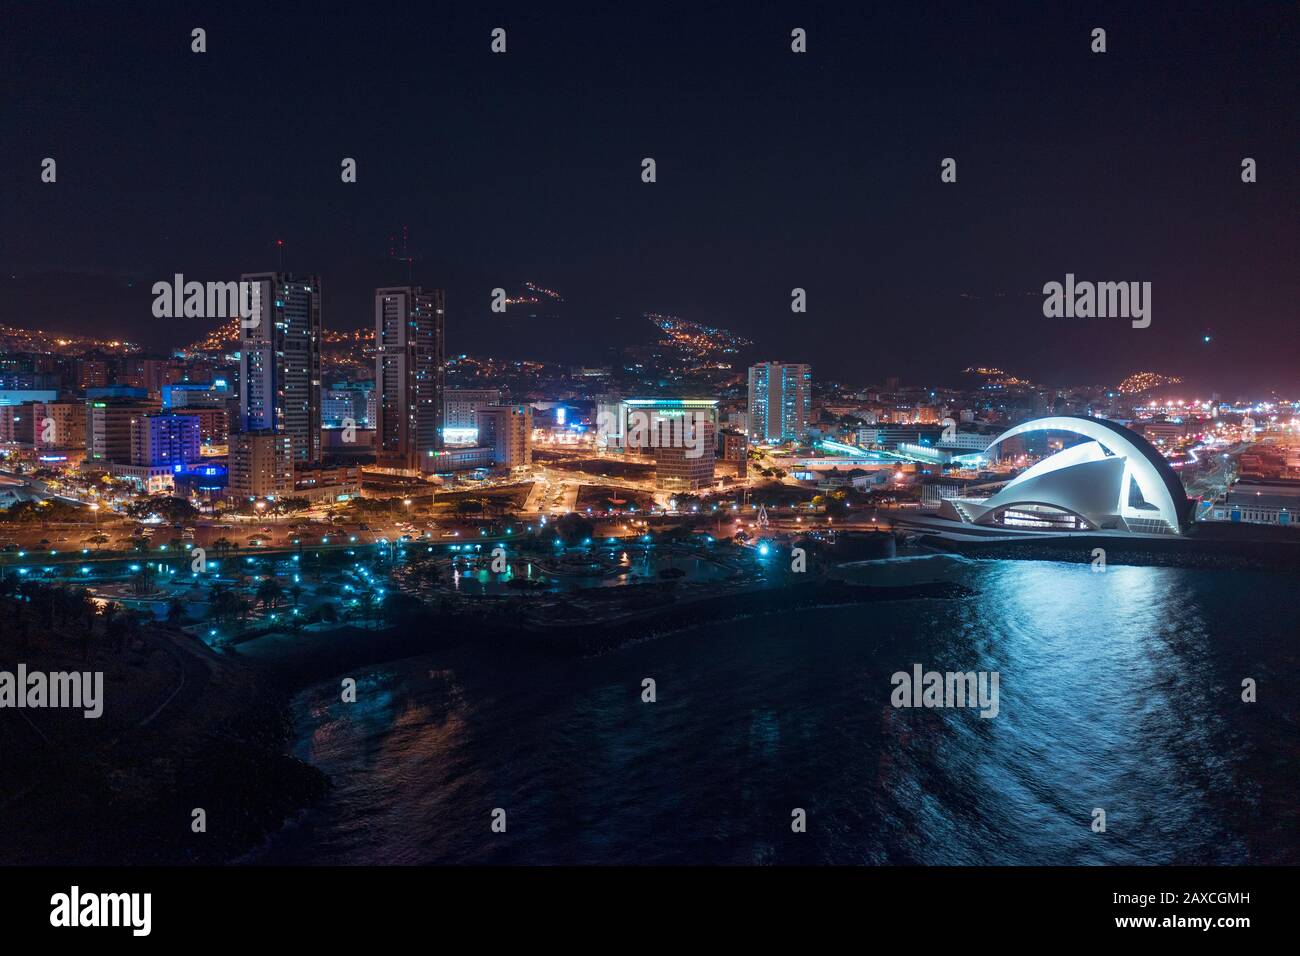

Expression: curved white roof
xmin=957 ymin=416 xmax=1191 ymax=534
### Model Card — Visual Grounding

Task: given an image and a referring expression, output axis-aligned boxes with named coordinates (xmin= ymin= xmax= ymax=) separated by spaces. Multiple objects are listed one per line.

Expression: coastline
xmin=231 ymin=572 xmax=974 ymax=691
xmin=913 ymin=527 xmax=1300 ymax=571
xmin=513 ymin=577 xmax=973 ymax=656
xmin=10 ymin=543 xmax=1291 ymax=865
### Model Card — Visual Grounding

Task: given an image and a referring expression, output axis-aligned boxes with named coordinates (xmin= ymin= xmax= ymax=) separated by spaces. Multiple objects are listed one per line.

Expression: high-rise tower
xmin=374 ymin=286 xmax=445 ymax=470
xmin=239 ymin=272 xmax=323 ymax=465
xmin=747 ymin=362 xmax=812 ymax=443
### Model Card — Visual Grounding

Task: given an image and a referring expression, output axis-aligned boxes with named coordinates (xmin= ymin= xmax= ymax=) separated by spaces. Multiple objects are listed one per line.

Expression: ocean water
xmin=256 ymin=559 xmax=1299 ymax=865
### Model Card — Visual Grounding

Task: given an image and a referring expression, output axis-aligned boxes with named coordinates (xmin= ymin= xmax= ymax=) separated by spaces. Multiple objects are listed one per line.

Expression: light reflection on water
xmin=259 ymin=559 xmax=1298 ymax=865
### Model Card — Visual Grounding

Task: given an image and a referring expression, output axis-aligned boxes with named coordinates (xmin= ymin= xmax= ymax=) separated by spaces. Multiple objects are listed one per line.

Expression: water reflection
xmin=260 ymin=559 xmax=1298 ymax=865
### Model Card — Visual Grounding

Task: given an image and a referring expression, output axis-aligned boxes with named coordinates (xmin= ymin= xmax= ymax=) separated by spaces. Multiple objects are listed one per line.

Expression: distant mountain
xmin=0 ymin=272 xmax=184 ymax=352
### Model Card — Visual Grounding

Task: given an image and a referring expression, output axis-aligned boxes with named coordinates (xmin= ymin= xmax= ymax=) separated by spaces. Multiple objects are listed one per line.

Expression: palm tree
xmin=131 ymin=561 xmax=156 ymax=596
xmin=256 ymin=577 xmax=284 ymax=611
xmin=208 ymin=583 xmax=240 ymax=626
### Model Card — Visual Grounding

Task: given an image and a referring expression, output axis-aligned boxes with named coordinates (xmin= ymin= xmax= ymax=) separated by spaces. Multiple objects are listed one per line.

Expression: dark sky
xmin=1 ymin=1 xmax=1296 ymax=393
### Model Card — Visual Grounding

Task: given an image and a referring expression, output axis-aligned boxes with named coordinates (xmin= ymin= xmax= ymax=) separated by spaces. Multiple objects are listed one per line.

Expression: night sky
xmin=1 ymin=1 xmax=1296 ymax=392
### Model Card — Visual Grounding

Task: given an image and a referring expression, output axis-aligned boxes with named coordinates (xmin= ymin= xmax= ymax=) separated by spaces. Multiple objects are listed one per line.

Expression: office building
xmin=161 ymin=380 xmax=232 ymax=410
xmin=0 ymin=404 xmax=30 ymax=445
xmin=719 ymin=427 xmax=749 ymax=478
xmin=374 ymin=286 xmax=444 ymax=470
xmin=172 ymin=407 xmax=229 ymax=446
xmin=443 ymin=388 xmax=501 ymax=441
xmin=239 ymin=272 xmax=323 ymax=465
xmin=30 ymin=401 xmax=86 ymax=452
xmin=748 ymin=362 xmax=812 ymax=443
xmin=293 ymin=461 xmax=362 ymax=503
xmin=130 ymin=413 xmax=201 ymax=467
xmin=476 ymin=404 xmax=532 ymax=469
xmin=422 ymin=445 xmax=494 ymax=473
xmin=227 ymin=430 xmax=294 ymax=500
xmin=859 ymin=425 xmax=944 ymax=448
xmin=599 ymin=398 xmax=720 ymax=455
xmin=656 ymin=417 xmax=716 ymax=490
xmin=323 ymin=381 xmax=376 ymax=428
xmin=87 ymin=398 xmax=160 ymax=463
xmin=1141 ymin=421 xmax=1187 ymax=446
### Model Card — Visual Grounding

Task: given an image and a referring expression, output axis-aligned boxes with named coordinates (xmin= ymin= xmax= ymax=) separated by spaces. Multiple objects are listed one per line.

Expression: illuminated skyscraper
xmin=747 ymin=362 xmax=812 ymax=443
xmin=239 ymin=273 xmax=322 ymax=465
xmin=375 ymin=286 xmax=444 ymax=470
